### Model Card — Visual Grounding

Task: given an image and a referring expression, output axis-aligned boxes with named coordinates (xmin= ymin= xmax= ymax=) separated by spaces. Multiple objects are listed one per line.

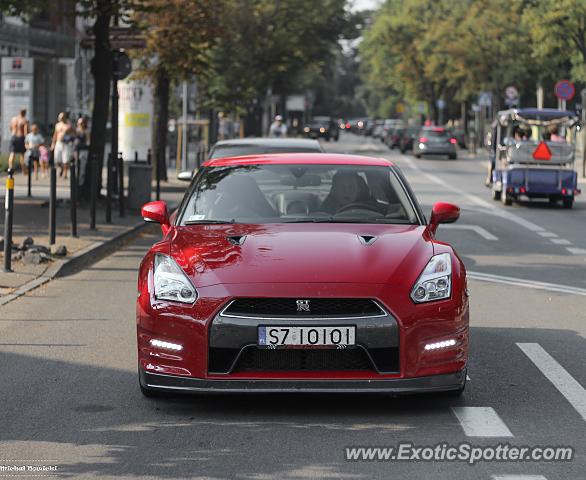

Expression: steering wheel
xmin=335 ymin=202 xmax=382 ymax=215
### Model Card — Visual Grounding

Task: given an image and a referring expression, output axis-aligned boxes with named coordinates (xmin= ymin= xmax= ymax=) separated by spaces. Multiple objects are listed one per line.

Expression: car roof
xmin=203 ymin=153 xmax=395 ymax=168
xmin=212 ymin=137 xmax=322 ymax=148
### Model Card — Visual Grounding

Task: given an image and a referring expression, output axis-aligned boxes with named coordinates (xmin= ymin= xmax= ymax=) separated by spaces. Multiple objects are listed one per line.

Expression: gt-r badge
xmin=296 ymin=300 xmax=310 ymax=312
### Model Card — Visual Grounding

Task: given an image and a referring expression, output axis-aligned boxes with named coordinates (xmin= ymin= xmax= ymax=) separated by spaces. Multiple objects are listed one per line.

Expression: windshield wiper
xmin=185 ymin=219 xmax=235 ymax=225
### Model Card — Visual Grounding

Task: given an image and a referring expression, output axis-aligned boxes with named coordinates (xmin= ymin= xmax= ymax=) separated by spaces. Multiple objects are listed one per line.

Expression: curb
xmin=0 ymin=219 xmax=154 ymax=307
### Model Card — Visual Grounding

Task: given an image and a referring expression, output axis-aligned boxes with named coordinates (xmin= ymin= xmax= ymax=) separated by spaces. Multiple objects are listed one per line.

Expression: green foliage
xmin=360 ymin=0 xmax=586 ymax=118
xmin=199 ymin=0 xmax=355 ymax=113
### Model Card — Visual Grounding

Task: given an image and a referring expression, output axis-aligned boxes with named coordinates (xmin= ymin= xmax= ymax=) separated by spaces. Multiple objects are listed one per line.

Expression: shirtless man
xmin=51 ymin=112 xmax=73 ymax=179
xmin=8 ymin=108 xmax=29 ymax=174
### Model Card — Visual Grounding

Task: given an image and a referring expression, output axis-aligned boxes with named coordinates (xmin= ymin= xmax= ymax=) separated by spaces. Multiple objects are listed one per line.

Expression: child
xmin=39 ymin=144 xmax=50 ymax=178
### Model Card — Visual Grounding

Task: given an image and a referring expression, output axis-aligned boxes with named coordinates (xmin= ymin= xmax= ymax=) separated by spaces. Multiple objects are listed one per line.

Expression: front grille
xmin=233 ymin=347 xmax=374 ymax=372
xmin=223 ymin=298 xmax=383 ymax=317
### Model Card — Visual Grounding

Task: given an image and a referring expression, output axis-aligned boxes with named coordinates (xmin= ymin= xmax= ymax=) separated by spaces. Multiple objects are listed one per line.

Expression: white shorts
xmin=54 ymin=141 xmax=72 ymax=165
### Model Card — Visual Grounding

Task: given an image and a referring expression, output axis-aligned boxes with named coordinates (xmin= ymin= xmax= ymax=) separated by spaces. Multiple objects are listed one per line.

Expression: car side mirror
xmin=429 ymin=202 xmax=460 ymax=234
xmin=177 ymin=170 xmax=193 ymax=182
xmin=141 ymin=200 xmax=171 ymax=235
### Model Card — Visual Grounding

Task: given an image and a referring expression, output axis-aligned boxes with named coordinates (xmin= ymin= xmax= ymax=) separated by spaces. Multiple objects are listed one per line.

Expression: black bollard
xmin=118 ymin=152 xmax=125 ymax=217
xmin=90 ymin=152 xmax=97 ymax=230
xmin=49 ymin=151 xmax=57 ymax=245
xmin=155 ymin=151 xmax=161 ymax=201
xmin=106 ymin=152 xmax=112 ymax=224
xmin=3 ymin=169 xmax=15 ymax=272
xmin=27 ymin=154 xmax=32 ymax=197
xmin=70 ymin=156 xmax=77 ymax=237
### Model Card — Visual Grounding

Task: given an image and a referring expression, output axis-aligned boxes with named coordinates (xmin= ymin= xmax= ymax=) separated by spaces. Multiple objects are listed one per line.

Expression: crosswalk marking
xmin=491 ymin=476 xmax=548 ymax=480
xmin=517 ymin=343 xmax=586 ymax=422
xmin=452 ymin=407 xmax=513 ymax=437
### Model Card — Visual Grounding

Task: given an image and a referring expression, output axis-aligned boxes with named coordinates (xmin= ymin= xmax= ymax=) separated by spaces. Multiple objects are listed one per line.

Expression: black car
xmin=303 ymin=116 xmax=339 ymax=141
xmin=399 ymin=127 xmax=419 ymax=153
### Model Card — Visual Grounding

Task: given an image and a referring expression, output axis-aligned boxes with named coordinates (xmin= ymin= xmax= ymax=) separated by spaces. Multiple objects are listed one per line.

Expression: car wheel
xmin=449 ymin=154 xmax=457 ymax=160
xmin=562 ymin=197 xmax=574 ymax=209
xmin=491 ymin=188 xmax=501 ymax=201
xmin=414 ymin=153 xmax=421 ymax=159
xmin=501 ymin=189 xmax=512 ymax=206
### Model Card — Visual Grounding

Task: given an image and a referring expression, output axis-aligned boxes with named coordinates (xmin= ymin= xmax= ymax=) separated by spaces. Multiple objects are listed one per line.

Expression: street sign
xmin=505 ymin=85 xmax=519 ymax=100
xmin=554 ymin=80 xmax=575 ymax=101
xmin=532 ymin=141 xmax=552 ymax=161
xmin=478 ymin=91 xmax=492 ymax=107
xmin=436 ymin=99 xmax=446 ymax=110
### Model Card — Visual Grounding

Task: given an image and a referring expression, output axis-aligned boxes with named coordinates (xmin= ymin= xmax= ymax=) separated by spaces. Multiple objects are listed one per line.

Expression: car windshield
xmin=210 ymin=144 xmax=321 ymax=159
xmin=178 ymin=164 xmax=419 ymax=225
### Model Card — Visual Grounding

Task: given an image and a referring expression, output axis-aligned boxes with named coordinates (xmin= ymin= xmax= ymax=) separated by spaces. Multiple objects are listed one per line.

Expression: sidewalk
xmin=0 ymin=168 xmax=185 ymax=304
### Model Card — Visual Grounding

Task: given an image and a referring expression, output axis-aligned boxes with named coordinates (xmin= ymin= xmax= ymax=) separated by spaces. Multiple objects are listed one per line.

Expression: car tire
xmin=491 ymin=188 xmax=501 ymax=201
xmin=414 ymin=153 xmax=421 ymax=159
xmin=563 ymin=198 xmax=574 ymax=209
xmin=501 ymin=189 xmax=512 ymax=206
xmin=449 ymin=154 xmax=457 ymax=160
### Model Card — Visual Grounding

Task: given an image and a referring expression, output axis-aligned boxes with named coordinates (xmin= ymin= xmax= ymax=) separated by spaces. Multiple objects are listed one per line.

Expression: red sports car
xmin=137 ymin=153 xmax=469 ymax=396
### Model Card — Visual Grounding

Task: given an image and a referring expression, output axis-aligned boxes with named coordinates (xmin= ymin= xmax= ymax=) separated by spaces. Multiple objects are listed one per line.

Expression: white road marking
xmin=467 ymin=271 xmax=586 ymax=296
xmin=550 ymin=238 xmax=572 ymax=245
xmin=466 ymin=375 xmax=471 ymax=381
xmin=538 ymin=232 xmax=558 ymax=238
xmin=566 ymin=247 xmax=586 ymax=255
xmin=517 ymin=343 xmax=586 ymax=422
xmin=492 ymin=476 xmax=548 ymax=480
xmin=400 ymin=155 xmax=546 ymax=233
xmin=452 ymin=407 xmax=513 ymax=437
xmin=441 ymin=224 xmax=498 ymax=241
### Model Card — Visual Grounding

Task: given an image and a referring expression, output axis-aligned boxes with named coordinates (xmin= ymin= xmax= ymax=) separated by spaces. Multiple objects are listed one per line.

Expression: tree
xmin=132 ymin=0 xmax=223 ymax=181
xmin=523 ymin=0 xmax=586 ymax=81
xmin=199 ymin=0 xmax=355 ymax=135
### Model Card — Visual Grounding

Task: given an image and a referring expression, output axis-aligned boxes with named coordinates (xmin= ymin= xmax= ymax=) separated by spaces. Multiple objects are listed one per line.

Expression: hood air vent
xmin=358 ymin=235 xmax=377 ymax=246
xmin=227 ymin=235 xmax=246 ymax=246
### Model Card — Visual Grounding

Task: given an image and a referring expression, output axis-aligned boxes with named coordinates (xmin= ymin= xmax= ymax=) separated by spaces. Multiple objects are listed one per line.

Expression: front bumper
xmin=140 ymin=369 xmax=466 ymax=394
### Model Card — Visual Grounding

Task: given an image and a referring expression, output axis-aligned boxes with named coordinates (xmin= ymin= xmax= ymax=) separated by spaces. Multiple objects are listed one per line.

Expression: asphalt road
xmin=0 ymin=132 xmax=584 ymax=479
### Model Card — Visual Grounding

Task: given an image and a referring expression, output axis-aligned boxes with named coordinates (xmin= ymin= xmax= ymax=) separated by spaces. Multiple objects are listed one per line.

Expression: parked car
xmin=413 ymin=127 xmax=458 ymax=160
xmin=399 ymin=127 xmax=420 ymax=153
xmin=372 ymin=120 xmax=385 ymax=140
xmin=384 ymin=127 xmax=405 ymax=149
xmin=138 ymin=152 xmax=468 ymax=396
xmin=303 ymin=116 xmax=339 ymax=141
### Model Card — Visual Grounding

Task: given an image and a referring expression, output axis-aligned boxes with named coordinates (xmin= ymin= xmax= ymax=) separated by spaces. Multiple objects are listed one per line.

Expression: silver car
xmin=413 ymin=127 xmax=458 ymax=160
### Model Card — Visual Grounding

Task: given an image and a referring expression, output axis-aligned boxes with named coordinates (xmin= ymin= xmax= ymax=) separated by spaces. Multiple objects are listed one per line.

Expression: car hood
xmin=170 ymin=223 xmax=433 ymax=288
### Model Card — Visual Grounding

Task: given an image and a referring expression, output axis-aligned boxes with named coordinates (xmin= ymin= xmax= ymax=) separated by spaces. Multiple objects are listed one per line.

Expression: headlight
xmin=319 ymin=127 xmax=326 ymax=133
xmin=304 ymin=127 xmax=310 ymax=132
xmin=410 ymin=253 xmax=452 ymax=303
xmin=153 ymin=253 xmax=197 ymax=303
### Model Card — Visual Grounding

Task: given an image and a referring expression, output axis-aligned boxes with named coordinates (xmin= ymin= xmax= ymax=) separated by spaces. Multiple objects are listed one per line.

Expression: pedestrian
xmin=268 ymin=115 xmax=287 ymax=138
xmin=38 ymin=144 xmax=50 ymax=178
xmin=51 ymin=112 xmax=74 ymax=179
xmin=8 ymin=108 xmax=30 ymax=174
xmin=75 ymin=116 xmax=90 ymax=186
xmin=24 ymin=123 xmax=44 ymax=180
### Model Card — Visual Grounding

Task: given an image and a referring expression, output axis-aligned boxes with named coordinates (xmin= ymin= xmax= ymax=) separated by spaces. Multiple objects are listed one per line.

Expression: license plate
xmin=258 ymin=326 xmax=355 ymax=348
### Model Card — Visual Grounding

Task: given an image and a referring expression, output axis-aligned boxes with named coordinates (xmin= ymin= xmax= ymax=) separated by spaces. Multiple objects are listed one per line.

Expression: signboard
xmin=1 ymin=57 xmax=34 ymax=151
xmin=505 ymin=85 xmax=519 ymax=107
xmin=478 ymin=91 xmax=492 ymax=107
xmin=118 ymin=79 xmax=154 ymax=160
xmin=554 ymin=80 xmax=575 ymax=101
